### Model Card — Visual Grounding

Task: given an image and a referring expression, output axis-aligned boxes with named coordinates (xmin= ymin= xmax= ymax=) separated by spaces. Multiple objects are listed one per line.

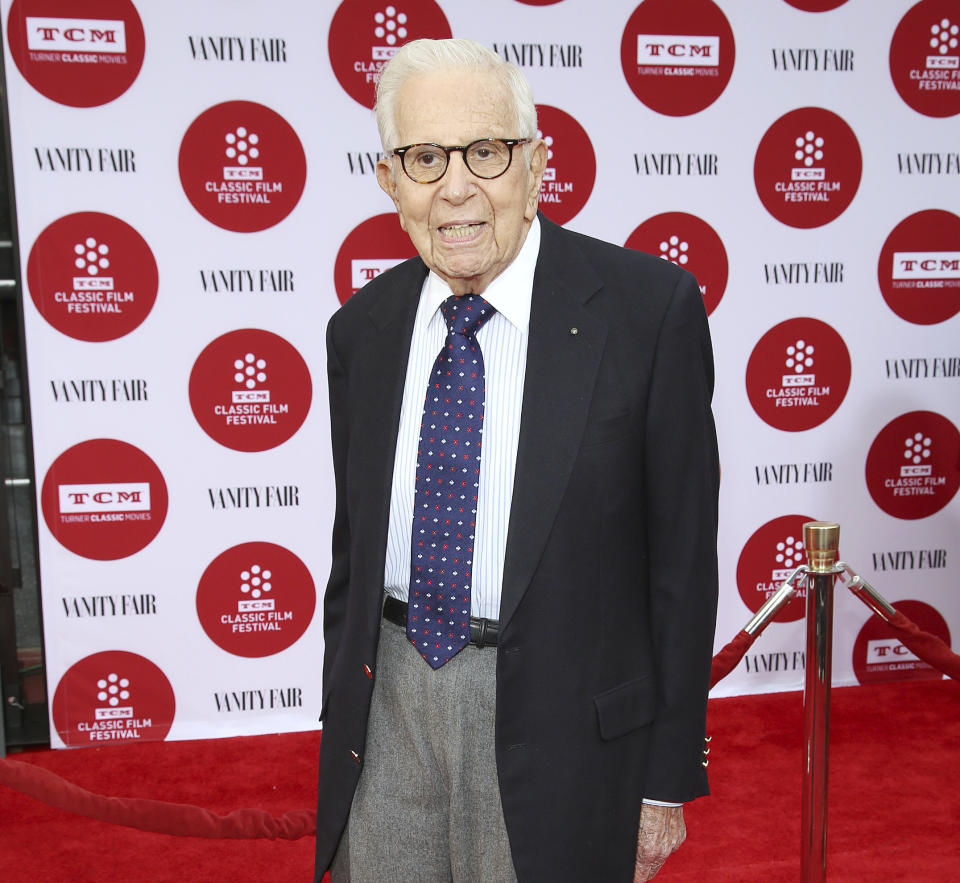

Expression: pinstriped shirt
xmin=383 ymin=218 xmax=540 ymax=620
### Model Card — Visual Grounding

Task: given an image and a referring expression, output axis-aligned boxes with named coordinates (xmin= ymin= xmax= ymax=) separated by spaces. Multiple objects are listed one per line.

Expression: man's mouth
xmin=437 ymin=222 xmax=485 ymax=240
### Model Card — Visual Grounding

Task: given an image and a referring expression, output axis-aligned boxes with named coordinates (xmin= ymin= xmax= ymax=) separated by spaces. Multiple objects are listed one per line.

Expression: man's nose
xmin=438 ymin=150 xmax=476 ymax=201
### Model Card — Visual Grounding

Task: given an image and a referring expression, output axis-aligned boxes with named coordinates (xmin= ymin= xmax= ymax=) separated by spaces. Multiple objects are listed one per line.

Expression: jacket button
xmin=350 ymin=749 xmax=360 ymax=763
xmin=363 ymin=664 xmax=373 ymax=679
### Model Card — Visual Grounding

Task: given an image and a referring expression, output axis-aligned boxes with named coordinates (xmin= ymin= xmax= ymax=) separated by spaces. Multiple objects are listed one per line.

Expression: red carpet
xmin=1 ymin=679 xmax=957 ymax=882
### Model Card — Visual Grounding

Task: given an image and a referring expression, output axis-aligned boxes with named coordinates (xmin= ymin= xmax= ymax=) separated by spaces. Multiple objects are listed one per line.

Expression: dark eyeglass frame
xmin=391 ymin=138 xmax=531 ymax=183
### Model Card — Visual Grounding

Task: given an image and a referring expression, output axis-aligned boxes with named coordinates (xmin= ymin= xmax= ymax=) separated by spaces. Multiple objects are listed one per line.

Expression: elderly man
xmin=315 ymin=38 xmax=718 ymax=883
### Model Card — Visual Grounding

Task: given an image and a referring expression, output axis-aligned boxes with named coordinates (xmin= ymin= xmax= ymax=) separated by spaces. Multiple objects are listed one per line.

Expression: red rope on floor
xmin=0 ymin=756 xmax=315 ymax=839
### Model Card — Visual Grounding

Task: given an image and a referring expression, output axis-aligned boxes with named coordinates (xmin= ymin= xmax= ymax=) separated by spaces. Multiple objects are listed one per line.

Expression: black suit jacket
xmin=314 ymin=215 xmax=719 ymax=882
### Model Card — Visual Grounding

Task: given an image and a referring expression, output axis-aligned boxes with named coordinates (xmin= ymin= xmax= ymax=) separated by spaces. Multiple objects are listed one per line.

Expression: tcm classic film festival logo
xmin=878 ymin=209 xmax=960 ymax=325
xmin=26 ymin=212 xmax=157 ymax=341
xmin=754 ymin=107 xmax=861 ymax=228
xmin=865 ymin=411 xmax=960 ymax=520
xmin=52 ymin=650 xmax=175 ymax=746
xmin=179 ymin=101 xmax=306 ymax=232
xmin=620 ymin=0 xmax=735 ymax=116
xmin=535 ymin=105 xmax=596 ymax=225
xmin=746 ymin=318 xmax=851 ymax=432
xmin=890 ymin=0 xmax=960 ymax=118
xmin=189 ymin=329 xmax=312 ymax=452
xmin=196 ymin=542 xmax=316 ymax=657
xmin=6 ymin=0 xmax=145 ymax=106
xmin=40 ymin=439 xmax=168 ymax=560
xmin=624 ymin=212 xmax=728 ymax=315
xmin=736 ymin=514 xmax=817 ymax=623
xmin=854 ymin=600 xmax=951 ymax=685
xmin=334 ymin=213 xmax=417 ymax=304
xmin=328 ymin=0 xmax=451 ymax=108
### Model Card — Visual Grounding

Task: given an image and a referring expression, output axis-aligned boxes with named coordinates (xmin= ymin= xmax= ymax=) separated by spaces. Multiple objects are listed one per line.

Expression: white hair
xmin=374 ymin=38 xmax=538 ymax=153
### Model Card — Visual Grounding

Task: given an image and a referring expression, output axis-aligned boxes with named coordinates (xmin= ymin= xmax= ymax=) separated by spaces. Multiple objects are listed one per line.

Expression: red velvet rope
xmin=709 ymin=629 xmax=754 ymax=688
xmin=1 ymin=606 xmax=955 ymax=839
xmin=886 ymin=610 xmax=960 ymax=681
xmin=0 ymin=756 xmax=315 ymax=839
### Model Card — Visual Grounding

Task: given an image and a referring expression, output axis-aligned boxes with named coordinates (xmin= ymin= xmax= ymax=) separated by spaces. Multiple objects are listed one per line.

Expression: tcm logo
xmin=58 ymin=482 xmax=151 ymax=514
xmin=371 ymin=6 xmax=408 ymax=61
xmin=232 ymin=390 xmax=270 ymax=403
xmin=866 ymin=638 xmax=918 ymax=664
xmin=926 ymin=18 xmax=958 ymax=69
xmin=892 ymin=251 xmax=960 ymax=280
xmin=637 ymin=34 xmax=719 ymax=67
xmin=782 ymin=339 xmax=815 ymax=388
xmin=95 ymin=706 xmax=133 ymax=720
xmin=351 ymin=257 xmax=406 ymax=289
xmin=25 ymin=17 xmax=127 ymax=53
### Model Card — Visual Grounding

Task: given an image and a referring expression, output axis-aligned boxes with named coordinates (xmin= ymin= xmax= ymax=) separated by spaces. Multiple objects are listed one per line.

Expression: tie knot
xmin=440 ymin=294 xmax=495 ymax=339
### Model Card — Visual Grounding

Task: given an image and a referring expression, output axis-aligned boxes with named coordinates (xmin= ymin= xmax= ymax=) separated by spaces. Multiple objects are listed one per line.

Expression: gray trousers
xmin=331 ymin=617 xmax=518 ymax=883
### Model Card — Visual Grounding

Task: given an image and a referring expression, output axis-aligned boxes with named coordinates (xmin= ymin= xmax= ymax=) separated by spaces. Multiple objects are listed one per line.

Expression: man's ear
xmin=524 ymin=139 xmax=548 ymax=222
xmin=376 ymin=157 xmax=407 ymax=230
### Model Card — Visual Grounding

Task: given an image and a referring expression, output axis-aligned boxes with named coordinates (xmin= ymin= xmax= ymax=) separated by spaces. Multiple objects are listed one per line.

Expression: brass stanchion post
xmin=801 ymin=521 xmax=840 ymax=882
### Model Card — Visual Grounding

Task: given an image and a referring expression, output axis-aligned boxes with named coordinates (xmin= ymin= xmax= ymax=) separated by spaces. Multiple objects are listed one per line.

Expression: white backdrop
xmin=2 ymin=0 xmax=957 ymax=748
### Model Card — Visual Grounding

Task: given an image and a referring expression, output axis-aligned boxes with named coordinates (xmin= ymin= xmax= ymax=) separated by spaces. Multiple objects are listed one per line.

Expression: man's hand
xmin=634 ymin=803 xmax=686 ymax=881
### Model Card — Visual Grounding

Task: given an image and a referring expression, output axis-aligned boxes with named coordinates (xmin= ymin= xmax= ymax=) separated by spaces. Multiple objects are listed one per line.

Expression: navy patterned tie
xmin=407 ymin=293 xmax=495 ymax=668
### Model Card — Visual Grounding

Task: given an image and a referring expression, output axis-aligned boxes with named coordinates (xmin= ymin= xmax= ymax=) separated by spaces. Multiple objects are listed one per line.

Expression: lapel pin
xmin=570 ymin=327 xmax=579 ymax=336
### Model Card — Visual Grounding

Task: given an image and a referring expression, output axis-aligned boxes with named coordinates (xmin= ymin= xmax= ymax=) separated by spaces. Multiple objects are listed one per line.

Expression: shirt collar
xmin=422 ymin=215 xmax=540 ymax=334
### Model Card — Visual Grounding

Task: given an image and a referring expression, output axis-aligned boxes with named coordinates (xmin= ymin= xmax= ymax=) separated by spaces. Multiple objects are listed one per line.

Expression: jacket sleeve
xmin=641 ymin=270 xmax=719 ymax=802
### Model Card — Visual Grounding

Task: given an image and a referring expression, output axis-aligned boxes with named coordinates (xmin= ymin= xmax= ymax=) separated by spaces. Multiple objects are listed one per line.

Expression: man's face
xmin=376 ymin=69 xmax=547 ymax=295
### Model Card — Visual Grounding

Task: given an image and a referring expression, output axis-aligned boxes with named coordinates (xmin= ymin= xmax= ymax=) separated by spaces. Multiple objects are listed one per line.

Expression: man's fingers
xmin=634 ymin=804 xmax=686 ymax=881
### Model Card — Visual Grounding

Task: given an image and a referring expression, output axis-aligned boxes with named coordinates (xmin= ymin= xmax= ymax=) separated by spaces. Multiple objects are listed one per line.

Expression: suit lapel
xmin=351 ymin=260 xmax=426 ymax=621
xmin=499 ymin=218 xmax=606 ymax=631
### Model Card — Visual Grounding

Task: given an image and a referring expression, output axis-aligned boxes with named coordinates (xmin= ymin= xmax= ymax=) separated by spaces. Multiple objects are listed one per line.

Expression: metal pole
xmin=801 ymin=522 xmax=840 ymax=882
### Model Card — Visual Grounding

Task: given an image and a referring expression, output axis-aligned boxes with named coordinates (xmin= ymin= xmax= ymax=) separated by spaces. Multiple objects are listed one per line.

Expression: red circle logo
xmin=189 ymin=329 xmax=312 ymax=452
xmin=782 ymin=0 xmax=849 ymax=11
xmin=178 ymin=101 xmax=306 ymax=232
xmin=736 ymin=514 xmax=817 ymax=623
xmin=620 ymin=0 xmax=735 ymax=116
xmin=746 ymin=317 xmax=851 ymax=432
xmin=624 ymin=212 xmax=728 ymax=315
xmin=52 ymin=650 xmax=175 ymax=746
xmin=328 ymin=0 xmax=452 ymax=109
xmin=196 ymin=542 xmax=316 ymax=658
xmin=26 ymin=212 xmax=157 ymax=341
xmin=754 ymin=107 xmax=861 ymax=228
xmin=890 ymin=0 xmax=960 ymax=118
xmin=6 ymin=0 xmax=144 ymax=107
xmin=853 ymin=600 xmax=950 ymax=684
xmin=535 ymin=104 xmax=596 ymax=225
xmin=40 ymin=439 xmax=168 ymax=560
xmin=334 ymin=213 xmax=418 ymax=304
xmin=878 ymin=209 xmax=960 ymax=325
xmin=865 ymin=411 xmax=960 ymax=519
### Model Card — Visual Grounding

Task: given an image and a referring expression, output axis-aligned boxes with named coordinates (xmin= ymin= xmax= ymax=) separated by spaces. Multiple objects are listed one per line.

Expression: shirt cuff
xmin=642 ymin=798 xmax=682 ymax=807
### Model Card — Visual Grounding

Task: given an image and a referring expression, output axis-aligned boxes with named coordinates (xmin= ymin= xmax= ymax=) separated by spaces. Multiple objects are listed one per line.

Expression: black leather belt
xmin=383 ymin=595 xmax=499 ymax=648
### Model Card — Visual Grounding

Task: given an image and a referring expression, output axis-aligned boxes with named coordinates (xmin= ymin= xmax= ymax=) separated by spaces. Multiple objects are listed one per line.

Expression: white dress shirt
xmin=383 ymin=218 xmax=540 ymax=620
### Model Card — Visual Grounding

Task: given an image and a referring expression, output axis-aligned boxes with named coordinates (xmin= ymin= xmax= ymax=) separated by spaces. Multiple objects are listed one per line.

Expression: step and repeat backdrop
xmin=1 ymin=0 xmax=957 ymax=748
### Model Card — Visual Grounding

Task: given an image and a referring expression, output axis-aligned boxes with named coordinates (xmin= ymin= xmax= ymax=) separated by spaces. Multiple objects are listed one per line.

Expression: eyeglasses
xmin=392 ymin=138 xmax=530 ymax=183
